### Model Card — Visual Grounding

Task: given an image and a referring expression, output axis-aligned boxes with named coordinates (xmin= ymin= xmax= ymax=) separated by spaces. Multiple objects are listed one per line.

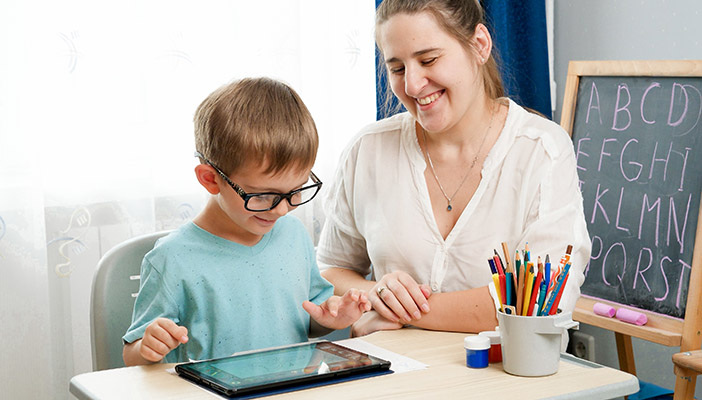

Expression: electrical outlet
xmin=570 ymin=331 xmax=596 ymax=362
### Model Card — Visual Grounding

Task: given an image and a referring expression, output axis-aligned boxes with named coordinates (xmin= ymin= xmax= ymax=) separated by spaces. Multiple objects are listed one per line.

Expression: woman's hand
xmin=350 ymin=311 xmax=403 ymax=337
xmin=371 ymin=271 xmax=432 ymax=324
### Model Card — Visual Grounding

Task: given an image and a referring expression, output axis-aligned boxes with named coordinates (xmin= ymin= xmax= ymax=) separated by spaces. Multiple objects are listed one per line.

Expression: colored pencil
xmin=549 ymin=272 xmax=571 ymax=315
xmin=543 ymin=262 xmax=572 ymax=315
xmin=544 ymin=254 xmax=551 ymax=294
xmin=526 ymin=260 xmax=544 ymax=316
xmin=501 ymin=242 xmax=512 ymax=272
xmin=505 ymin=272 xmax=514 ymax=307
xmin=536 ymin=281 xmax=548 ymax=316
xmin=516 ymin=257 xmax=525 ymax=315
xmin=492 ymin=273 xmax=503 ymax=312
xmin=522 ymin=262 xmax=535 ymax=316
xmin=493 ymin=254 xmax=505 ymax=276
xmin=488 ymin=258 xmax=497 ymax=275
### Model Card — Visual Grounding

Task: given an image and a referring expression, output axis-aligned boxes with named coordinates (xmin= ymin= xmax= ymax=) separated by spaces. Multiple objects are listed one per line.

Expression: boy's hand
xmin=350 ymin=311 xmax=403 ymax=337
xmin=139 ymin=318 xmax=189 ymax=363
xmin=303 ymin=288 xmax=371 ymax=330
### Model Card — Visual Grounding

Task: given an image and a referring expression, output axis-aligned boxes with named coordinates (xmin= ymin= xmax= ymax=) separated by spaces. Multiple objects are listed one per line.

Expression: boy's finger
xmin=302 ymin=300 xmax=323 ymax=320
xmin=158 ymin=318 xmax=189 ymax=343
xmin=140 ymin=341 xmax=166 ymax=362
xmin=325 ymin=296 xmax=340 ymax=317
xmin=346 ymin=288 xmax=360 ymax=302
xmin=147 ymin=326 xmax=181 ymax=352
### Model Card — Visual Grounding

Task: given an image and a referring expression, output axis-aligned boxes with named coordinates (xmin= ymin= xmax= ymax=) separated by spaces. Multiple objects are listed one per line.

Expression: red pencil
xmin=499 ymin=273 xmax=507 ymax=307
xmin=548 ymin=273 xmax=570 ymax=315
xmin=493 ymin=254 xmax=505 ymax=276
xmin=526 ymin=270 xmax=543 ymax=316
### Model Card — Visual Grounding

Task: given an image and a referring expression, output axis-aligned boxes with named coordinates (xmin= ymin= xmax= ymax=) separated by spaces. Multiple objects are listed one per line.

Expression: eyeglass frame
xmin=194 ymin=151 xmax=322 ymax=212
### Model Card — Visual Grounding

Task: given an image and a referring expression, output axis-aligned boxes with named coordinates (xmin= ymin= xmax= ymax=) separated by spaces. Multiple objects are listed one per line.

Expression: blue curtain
xmin=483 ymin=1 xmax=552 ymax=119
xmin=375 ymin=1 xmax=552 ymax=120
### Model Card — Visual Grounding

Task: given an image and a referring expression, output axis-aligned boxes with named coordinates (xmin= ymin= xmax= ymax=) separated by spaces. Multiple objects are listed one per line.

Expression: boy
xmin=122 ymin=77 xmax=370 ymax=365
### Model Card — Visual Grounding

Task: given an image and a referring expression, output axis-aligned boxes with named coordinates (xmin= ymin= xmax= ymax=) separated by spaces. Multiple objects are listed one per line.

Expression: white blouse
xmin=317 ymin=99 xmax=591 ymax=317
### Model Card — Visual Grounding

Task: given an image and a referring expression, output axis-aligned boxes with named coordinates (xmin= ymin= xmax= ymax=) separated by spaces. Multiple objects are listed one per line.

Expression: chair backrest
xmin=90 ymin=230 xmax=170 ymax=371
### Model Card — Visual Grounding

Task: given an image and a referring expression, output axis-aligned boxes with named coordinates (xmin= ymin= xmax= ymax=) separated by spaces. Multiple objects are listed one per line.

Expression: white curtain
xmin=0 ymin=1 xmax=376 ymax=398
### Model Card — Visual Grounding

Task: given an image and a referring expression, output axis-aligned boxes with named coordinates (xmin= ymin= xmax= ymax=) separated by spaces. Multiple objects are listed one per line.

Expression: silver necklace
xmin=422 ymin=109 xmax=495 ymax=212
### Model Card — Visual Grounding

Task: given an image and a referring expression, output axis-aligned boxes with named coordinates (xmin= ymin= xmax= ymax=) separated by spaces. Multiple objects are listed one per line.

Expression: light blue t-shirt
xmin=122 ymin=215 xmax=334 ymax=363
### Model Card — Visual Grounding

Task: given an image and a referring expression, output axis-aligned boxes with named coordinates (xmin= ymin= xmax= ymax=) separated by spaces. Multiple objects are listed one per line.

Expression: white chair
xmin=90 ymin=231 xmax=170 ymax=371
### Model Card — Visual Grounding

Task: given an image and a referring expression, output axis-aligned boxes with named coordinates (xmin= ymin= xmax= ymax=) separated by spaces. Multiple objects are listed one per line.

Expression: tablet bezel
xmin=174 ymin=340 xmax=391 ymax=397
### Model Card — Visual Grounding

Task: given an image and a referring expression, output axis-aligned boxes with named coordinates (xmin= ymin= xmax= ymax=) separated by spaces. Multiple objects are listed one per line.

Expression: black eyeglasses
xmin=194 ymin=152 xmax=322 ymax=212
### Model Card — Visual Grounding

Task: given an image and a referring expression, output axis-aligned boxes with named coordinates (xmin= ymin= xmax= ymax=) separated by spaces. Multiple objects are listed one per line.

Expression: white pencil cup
xmin=497 ymin=310 xmax=579 ymax=377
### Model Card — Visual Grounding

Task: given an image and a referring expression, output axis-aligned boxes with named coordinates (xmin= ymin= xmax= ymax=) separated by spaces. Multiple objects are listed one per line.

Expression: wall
xmin=553 ymin=0 xmax=702 ymax=396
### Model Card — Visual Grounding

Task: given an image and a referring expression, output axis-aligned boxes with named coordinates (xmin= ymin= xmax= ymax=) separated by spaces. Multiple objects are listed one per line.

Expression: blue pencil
xmin=488 ymin=258 xmax=497 ymax=274
xmin=536 ymin=281 xmax=548 ymax=316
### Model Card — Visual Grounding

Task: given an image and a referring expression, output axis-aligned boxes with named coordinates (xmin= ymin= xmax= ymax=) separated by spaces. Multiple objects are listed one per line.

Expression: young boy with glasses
xmin=122 ymin=77 xmax=370 ymax=366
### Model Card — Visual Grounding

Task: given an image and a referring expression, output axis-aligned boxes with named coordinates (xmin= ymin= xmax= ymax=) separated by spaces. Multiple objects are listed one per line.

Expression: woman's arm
xmin=351 ymin=287 xmax=498 ymax=336
xmin=407 ymin=287 xmax=497 ymax=332
xmin=321 ymin=267 xmax=374 ymax=294
xmin=324 ymin=267 xmax=497 ymax=333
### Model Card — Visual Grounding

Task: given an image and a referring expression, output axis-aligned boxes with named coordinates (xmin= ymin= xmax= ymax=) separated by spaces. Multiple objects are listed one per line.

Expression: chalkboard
xmin=572 ymin=75 xmax=702 ymax=318
xmin=560 ymin=60 xmax=702 ymax=397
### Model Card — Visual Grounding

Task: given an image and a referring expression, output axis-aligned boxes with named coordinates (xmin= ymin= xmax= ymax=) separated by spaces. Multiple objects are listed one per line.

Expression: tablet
xmin=175 ymin=340 xmax=392 ymax=397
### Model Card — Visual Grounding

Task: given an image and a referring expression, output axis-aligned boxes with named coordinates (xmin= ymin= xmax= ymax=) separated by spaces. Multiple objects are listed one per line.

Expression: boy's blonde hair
xmin=194 ymin=77 xmax=318 ymax=176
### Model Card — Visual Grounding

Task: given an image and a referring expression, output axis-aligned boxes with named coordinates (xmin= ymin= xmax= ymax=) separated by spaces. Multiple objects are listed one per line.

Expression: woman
xmin=317 ymin=0 xmax=591 ymax=336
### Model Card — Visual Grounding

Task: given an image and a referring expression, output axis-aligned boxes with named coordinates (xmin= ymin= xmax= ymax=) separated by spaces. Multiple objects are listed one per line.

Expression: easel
xmin=559 ymin=60 xmax=702 ymax=400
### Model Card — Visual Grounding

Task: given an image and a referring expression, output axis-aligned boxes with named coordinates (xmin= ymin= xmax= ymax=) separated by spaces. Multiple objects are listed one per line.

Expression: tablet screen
xmin=175 ymin=341 xmax=391 ymax=396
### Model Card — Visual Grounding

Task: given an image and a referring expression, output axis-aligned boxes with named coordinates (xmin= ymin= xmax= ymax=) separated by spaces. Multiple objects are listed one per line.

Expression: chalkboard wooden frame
xmin=560 ymin=60 xmax=702 ymax=397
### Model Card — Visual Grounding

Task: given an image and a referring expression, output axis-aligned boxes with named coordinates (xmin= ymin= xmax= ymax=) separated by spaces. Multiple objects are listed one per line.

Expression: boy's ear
xmin=195 ymin=164 xmax=221 ymax=195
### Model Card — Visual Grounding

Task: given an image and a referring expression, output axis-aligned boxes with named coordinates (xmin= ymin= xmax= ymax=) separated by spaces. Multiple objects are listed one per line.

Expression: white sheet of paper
xmin=334 ymin=338 xmax=428 ymax=374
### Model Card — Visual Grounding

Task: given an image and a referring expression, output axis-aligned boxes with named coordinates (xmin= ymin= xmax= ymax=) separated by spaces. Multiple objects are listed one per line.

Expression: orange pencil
xmin=521 ymin=262 xmax=535 ymax=316
xmin=501 ymin=242 xmax=512 ymax=272
xmin=516 ymin=258 xmax=525 ymax=315
xmin=549 ymin=273 xmax=570 ymax=315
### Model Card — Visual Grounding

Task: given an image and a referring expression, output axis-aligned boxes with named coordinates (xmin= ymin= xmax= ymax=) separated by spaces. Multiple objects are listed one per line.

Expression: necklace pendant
xmin=447 ymin=204 xmax=453 ymax=211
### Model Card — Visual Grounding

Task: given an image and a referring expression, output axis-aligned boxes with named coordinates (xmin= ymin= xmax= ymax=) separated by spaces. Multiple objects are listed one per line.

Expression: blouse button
xmin=431 ymin=284 xmax=439 ymax=292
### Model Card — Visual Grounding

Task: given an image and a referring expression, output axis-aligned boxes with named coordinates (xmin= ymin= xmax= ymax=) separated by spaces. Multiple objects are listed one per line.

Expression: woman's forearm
xmin=321 ymin=267 xmax=375 ymax=295
xmin=408 ymin=286 xmax=498 ymax=333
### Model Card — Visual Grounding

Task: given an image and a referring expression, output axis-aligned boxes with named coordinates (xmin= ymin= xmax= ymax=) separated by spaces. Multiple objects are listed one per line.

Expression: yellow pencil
xmin=492 ymin=273 xmax=503 ymax=312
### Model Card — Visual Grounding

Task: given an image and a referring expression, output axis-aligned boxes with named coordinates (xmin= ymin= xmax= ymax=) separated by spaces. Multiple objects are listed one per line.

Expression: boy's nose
xmin=270 ymin=199 xmax=292 ymax=216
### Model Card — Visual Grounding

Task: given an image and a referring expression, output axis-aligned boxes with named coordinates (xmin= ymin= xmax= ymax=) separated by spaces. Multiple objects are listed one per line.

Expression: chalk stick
xmin=593 ymin=302 xmax=616 ymax=318
xmin=615 ymin=308 xmax=648 ymax=326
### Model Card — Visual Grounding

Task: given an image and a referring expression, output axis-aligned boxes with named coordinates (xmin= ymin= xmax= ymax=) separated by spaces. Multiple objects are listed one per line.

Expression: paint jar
xmin=497 ymin=310 xmax=578 ymax=376
xmin=478 ymin=330 xmax=502 ymax=363
xmin=464 ymin=335 xmax=490 ymax=368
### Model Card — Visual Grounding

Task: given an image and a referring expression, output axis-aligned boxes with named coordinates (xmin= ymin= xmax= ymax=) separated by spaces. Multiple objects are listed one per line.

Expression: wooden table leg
xmin=615 ymin=332 xmax=636 ymax=375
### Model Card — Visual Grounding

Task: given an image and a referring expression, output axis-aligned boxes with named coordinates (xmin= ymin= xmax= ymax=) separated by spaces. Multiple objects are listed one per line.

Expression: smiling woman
xmin=318 ymin=0 xmax=591 ymax=339
xmin=0 ymin=1 xmax=375 ymax=398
